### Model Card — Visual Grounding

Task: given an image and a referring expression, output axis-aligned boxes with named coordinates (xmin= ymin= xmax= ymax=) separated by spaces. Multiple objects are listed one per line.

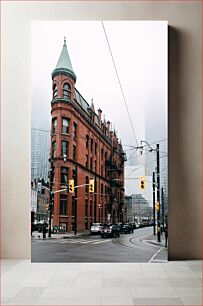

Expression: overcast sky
xmin=31 ymin=20 xmax=167 ymax=151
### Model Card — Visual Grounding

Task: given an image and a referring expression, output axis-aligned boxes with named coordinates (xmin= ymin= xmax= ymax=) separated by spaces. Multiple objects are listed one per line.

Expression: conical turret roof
xmin=52 ymin=38 xmax=76 ymax=82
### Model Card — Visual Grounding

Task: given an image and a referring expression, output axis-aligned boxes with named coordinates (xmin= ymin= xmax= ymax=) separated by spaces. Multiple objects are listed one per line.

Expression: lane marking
xmin=59 ymin=239 xmax=108 ymax=245
xmin=148 ymin=247 xmax=162 ymax=263
xmin=93 ymin=240 xmax=111 ymax=244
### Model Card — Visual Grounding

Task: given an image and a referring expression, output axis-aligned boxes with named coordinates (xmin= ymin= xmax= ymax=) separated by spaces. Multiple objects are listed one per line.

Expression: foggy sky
xmin=31 ymin=21 xmax=167 ymax=149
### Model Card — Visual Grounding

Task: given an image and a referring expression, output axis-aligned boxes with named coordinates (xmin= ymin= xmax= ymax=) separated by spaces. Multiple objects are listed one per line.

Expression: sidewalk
xmin=143 ymin=232 xmax=168 ymax=261
xmin=31 ymin=231 xmax=90 ymax=240
xmin=143 ymin=233 xmax=167 ymax=248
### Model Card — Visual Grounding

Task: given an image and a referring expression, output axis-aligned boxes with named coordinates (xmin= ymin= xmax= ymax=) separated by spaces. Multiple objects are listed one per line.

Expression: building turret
xmin=51 ymin=38 xmax=76 ymax=102
xmin=52 ymin=37 xmax=76 ymax=82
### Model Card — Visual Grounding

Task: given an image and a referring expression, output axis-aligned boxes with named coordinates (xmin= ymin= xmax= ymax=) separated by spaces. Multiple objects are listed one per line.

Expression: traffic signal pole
xmin=48 ymin=160 xmax=54 ymax=237
xmin=152 ymin=172 xmax=156 ymax=235
xmin=156 ymin=144 xmax=161 ymax=242
xmin=161 ymin=187 xmax=165 ymax=230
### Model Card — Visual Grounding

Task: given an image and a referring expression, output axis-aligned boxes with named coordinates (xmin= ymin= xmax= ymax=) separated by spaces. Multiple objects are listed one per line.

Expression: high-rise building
xmin=49 ymin=39 xmax=126 ymax=232
xmin=31 ymin=122 xmax=50 ymax=181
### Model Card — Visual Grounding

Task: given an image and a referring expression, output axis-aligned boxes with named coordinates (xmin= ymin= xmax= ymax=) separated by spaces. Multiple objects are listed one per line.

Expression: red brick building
xmin=50 ymin=39 xmax=126 ymax=232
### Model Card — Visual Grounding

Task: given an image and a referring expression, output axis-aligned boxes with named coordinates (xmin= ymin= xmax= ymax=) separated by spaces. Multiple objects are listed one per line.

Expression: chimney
xmin=98 ymin=108 xmax=102 ymax=126
xmin=106 ymin=120 xmax=110 ymax=136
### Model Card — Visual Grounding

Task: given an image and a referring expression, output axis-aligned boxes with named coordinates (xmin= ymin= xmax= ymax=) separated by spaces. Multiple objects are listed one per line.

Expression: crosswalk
xmin=59 ymin=238 xmax=112 ymax=245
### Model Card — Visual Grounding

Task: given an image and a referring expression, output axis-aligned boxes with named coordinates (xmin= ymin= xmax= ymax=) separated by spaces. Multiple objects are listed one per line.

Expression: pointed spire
xmin=52 ymin=38 xmax=76 ymax=82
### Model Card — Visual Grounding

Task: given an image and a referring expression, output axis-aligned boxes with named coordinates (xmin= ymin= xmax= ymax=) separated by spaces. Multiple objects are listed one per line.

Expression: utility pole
xmin=161 ymin=187 xmax=165 ymax=230
xmin=48 ymin=160 xmax=54 ymax=237
xmin=156 ymin=144 xmax=161 ymax=242
xmin=152 ymin=172 xmax=156 ymax=235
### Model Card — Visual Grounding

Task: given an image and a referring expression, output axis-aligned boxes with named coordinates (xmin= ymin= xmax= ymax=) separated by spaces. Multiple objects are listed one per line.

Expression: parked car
xmin=120 ymin=223 xmax=134 ymax=234
xmin=90 ymin=223 xmax=103 ymax=235
xmin=101 ymin=224 xmax=120 ymax=238
xmin=129 ymin=222 xmax=137 ymax=229
xmin=116 ymin=223 xmax=123 ymax=231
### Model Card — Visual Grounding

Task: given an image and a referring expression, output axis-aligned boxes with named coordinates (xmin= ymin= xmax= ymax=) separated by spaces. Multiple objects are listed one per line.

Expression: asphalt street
xmin=31 ymin=227 xmax=167 ymax=263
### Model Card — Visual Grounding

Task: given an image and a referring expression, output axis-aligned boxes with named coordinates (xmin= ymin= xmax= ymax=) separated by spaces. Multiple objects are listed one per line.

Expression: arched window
xmin=53 ymin=83 xmax=58 ymax=99
xmin=63 ymin=83 xmax=71 ymax=99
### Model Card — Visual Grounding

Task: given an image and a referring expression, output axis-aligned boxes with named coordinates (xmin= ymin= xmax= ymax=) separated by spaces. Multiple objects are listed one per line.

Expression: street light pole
xmin=156 ymin=144 xmax=161 ymax=242
xmin=152 ymin=171 xmax=156 ymax=235
xmin=140 ymin=140 xmax=161 ymax=242
xmin=161 ymin=187 xmax=165 ymax=229
xmin=48 ymin=160 xmax=54 ymax=237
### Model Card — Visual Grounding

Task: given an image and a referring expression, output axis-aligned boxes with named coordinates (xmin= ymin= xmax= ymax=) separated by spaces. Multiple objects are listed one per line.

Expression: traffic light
xmin=89 ymin=178 xmax=94 ymax=193
xmin=69 ymin=179 xmax=74 ymax=193
xmin=50 ymin=191 xmax=54 ymax=202
xmin=140 ymin=176 xmax=145 ymax=190
xmin=155 ymin=201 xmax=160 ymax=211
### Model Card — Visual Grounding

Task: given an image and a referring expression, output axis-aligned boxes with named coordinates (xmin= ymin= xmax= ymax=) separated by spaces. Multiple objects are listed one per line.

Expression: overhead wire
xmin=101 ymin=21 xmax=139 ymax=148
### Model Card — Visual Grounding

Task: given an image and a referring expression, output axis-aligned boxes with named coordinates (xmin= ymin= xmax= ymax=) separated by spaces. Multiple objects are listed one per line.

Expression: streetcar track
xmin=112 ymin=231 xmax=160 ymax=251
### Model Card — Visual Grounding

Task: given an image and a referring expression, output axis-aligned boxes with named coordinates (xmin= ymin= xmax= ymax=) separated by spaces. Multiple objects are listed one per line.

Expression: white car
xmin=90 ymin=223 xmax=103 ymax=235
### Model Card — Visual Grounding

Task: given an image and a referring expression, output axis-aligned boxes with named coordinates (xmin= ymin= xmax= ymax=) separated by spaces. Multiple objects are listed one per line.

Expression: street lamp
xmin=140 ymin=140 xmax=161 ymax=242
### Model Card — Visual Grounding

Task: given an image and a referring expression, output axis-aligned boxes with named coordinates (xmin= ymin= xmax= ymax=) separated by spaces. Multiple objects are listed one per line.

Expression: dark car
xmin=120 ymin=223 xmax=134 ymax=234
xmin=116 ymin=223 xmax=123 ymax=231
xmin=101 ymin=224 xmax=120 ymax=238
xmin=129 ymin=222 xmax=137 ymax=230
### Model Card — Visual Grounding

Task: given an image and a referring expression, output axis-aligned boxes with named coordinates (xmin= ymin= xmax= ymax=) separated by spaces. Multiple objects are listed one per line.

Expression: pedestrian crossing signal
xmin=140 ymin=176 xmax=145 ymax=190
xmin=89 ymin=179 xmax=94 ymax=193
xmin=69 ymin=180 xmax=74 ymax=193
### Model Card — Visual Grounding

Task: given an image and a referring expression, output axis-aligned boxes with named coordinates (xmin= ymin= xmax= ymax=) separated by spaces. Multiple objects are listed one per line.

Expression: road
xmin=32 ymin=227 xmax=167 ymax=263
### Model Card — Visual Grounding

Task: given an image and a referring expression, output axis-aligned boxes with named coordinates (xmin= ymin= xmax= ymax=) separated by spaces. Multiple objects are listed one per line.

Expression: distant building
xmin=131 ymin=194 xmax=152 ymax=221
xmin=124 ymin=196 xmax=133 ymax=223
xmin=31 ymin=181 xmax=38 ymax=214
xmin=31 ymin=179 xmax=49 ymax=222
xmin=37 ymin=193 xmax=49 ymax=222
xmin=49 ymin=39 xmax=126 ymax=231
xmin=31 ymin=122 xmax=50 ymax=181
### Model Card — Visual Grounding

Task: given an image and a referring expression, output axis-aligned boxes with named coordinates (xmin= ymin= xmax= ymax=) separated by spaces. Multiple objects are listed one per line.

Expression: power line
xmin=127 ymin=154 xmax=167 ymax=176
xmin=123 ymin=138 xmax=167 ymax=148
xmin=101 ymin=21 xmax=139 ymax=148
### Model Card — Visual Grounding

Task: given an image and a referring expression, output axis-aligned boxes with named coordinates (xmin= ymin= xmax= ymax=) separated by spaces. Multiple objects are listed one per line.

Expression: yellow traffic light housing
xmin=89 ymin=178 xmax=94 ymax=193
xmin=155 ymin=201 xmax=160 ymax=211
xmin=140 ymin=176 xmax=145 ymax=190
xmin=69 ymin=179 xmax=74 ymax=193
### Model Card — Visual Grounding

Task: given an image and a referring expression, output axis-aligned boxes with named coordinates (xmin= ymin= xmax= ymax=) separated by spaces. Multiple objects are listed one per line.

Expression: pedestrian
xmin=42 ymin=221 xmax=47 ymax=239
xmin=164 ymin=224 xmax=168 ymax=247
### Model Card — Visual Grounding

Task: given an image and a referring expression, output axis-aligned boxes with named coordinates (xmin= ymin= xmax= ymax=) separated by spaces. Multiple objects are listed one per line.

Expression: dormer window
xmin=63 ymin=83 xmax=71 ymax=99
xmin=53 ymin=83 xmax=58 ymax=99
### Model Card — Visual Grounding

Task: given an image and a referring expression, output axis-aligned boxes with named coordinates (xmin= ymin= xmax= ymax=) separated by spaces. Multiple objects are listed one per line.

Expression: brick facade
xmin=50 ymin=41 xmax=126 ymax=232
